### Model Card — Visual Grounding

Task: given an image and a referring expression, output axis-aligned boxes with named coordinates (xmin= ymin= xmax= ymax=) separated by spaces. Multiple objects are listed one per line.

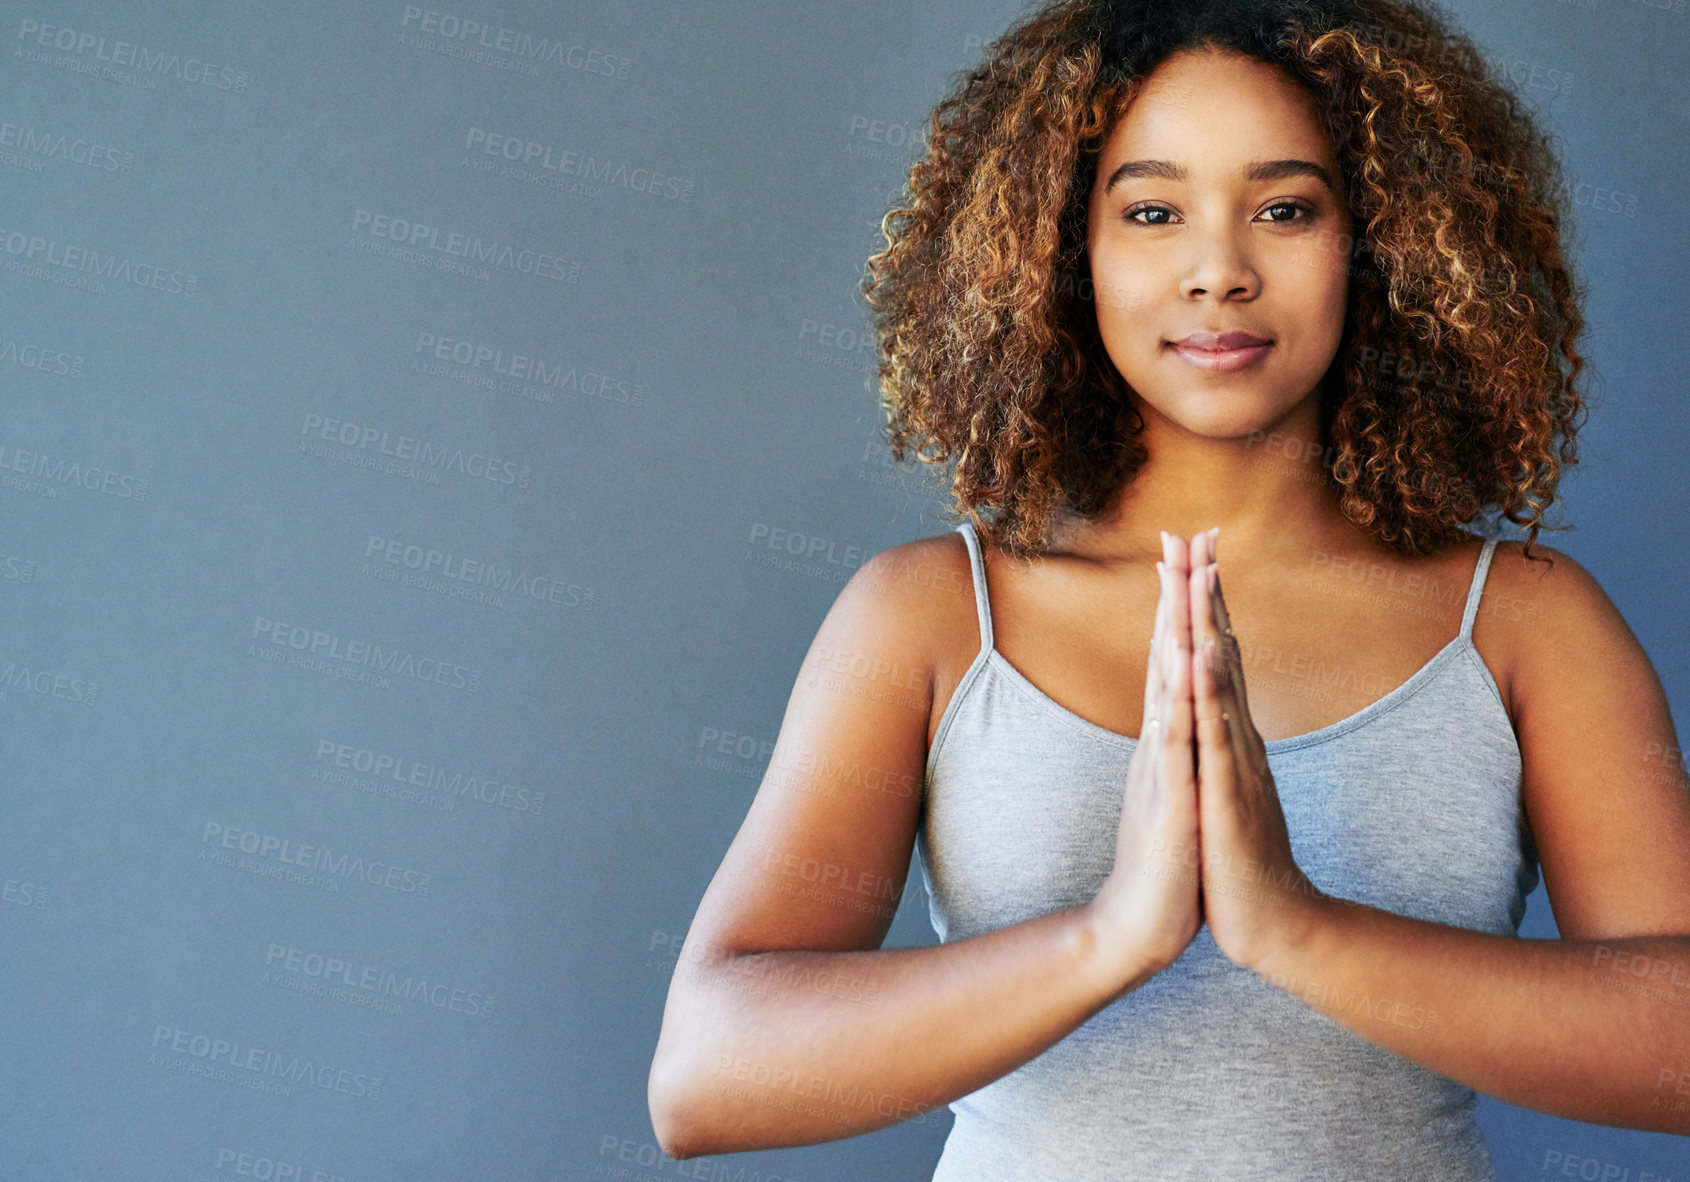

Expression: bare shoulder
xmin=851 ymin=528 xmax=975 ymax=609
xmin=1481 ymin=534 xmax=1610 ymax=605
xmin=804 ymin=525 xmax=982 ymax=728
xmin=1476 ymin=537 xmax=1636 ymax=708
xmin=844 ymin=527 xmax=981 ymax=686
xmin=790 ymin=529 xmax=975 ymax=685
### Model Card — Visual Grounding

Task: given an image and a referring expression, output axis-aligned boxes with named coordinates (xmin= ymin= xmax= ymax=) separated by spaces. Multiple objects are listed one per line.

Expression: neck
xmin=1055 ymin=401 xmax=1353 ymax=567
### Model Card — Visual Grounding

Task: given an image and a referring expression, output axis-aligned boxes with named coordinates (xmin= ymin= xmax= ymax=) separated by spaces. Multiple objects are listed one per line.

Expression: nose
xmin=1177 ymin=224 xmax=1261 ymax=301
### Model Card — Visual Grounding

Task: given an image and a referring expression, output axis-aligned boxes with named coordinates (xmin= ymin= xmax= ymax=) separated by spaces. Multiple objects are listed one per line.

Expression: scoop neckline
xmin=984 ymin=634 xmax=1471 ymax=754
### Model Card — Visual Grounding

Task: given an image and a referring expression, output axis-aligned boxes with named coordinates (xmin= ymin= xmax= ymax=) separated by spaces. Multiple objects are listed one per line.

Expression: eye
xmin=1258 ymin=200 xmax=1317 ymax=224
xmin=1121 ymin=202 xmax=1175 ymax=226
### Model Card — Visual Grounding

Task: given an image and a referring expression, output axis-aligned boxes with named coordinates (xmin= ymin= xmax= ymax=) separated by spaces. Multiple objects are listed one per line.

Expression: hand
xmin=1086 ymin=539 xmax=1203 ymax=990
xmin=1183 ymin=527 xmax=1324 ymax=973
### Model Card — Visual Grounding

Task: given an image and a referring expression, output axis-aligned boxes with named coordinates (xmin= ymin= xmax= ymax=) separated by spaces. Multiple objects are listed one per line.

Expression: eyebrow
xmin=1102 ymin=158 xmax=1338 ymax=196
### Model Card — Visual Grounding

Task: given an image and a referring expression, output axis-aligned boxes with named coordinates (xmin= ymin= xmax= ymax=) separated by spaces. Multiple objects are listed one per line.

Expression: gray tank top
xmin=916 ymin=521 xmax=1540 ymax=1180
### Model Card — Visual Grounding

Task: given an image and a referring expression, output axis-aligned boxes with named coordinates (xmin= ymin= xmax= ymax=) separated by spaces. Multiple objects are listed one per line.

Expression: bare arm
xmin=652 ymin=897 xmax=1152 ymax=1154
xmin=1257 ymin=905 xmax=1690 ymax=1131
xmin=648 ymin=535 xmax=1202 ymax=1156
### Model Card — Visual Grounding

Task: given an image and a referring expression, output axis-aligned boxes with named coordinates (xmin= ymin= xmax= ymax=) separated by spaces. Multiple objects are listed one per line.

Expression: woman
xmin=647 ymin=0 xmax=1690 ymax=1175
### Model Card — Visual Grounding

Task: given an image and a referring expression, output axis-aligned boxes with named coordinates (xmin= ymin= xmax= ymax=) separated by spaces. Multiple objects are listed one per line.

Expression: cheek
xmin=1094 ymin=283 xmax=1146 ymax=325
xmin=1286 ymin=243 xmax=1351 ymax=327
xmin=1087 ymin=249 xmax=1148 ymax=316
xmin=1307 ymin=229 xmax=1356 ymax=295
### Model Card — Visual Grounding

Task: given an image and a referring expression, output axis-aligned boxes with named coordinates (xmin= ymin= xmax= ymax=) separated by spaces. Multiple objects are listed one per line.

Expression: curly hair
xmin=861 ymin=0 xmax=1587 ymax=564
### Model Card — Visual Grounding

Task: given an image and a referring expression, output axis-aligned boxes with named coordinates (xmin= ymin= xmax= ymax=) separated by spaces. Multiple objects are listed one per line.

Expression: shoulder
xmin=846 ymin=528 xmax=974 ymax=605
xmin=835 ymin=528 xmax=980 ymax=702
xmin=827 ymin=527 xmax=975 ymax=652
xmin=834 ymin=530 xmax=974 ymax=639
xmin=1475 ymin=537 xmax=1637 ymax=713
xmin=1480 ymin=534 xmax=1599 ymax=604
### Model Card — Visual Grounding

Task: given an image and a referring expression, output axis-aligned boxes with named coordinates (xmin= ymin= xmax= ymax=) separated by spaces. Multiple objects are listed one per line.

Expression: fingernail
xmin=1208 ymin=526 xmax=1220 ymax=560
xmin=1207 ymin=564 xmax=1217 ymax=594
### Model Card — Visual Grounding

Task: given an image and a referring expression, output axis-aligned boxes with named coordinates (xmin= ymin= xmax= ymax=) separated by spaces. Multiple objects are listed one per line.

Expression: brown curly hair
xmin=861 ymin=0 xmax=1587 ymax=564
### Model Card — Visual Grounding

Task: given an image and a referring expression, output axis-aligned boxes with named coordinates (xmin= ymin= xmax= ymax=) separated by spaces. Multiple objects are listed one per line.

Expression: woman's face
xmin=1086 ymin=46 xmax=1355 ymax=440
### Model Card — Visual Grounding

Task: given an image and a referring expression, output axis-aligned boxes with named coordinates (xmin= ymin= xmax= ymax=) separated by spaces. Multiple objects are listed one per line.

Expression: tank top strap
xmin=955 ymin=521 xmax=994 ymax=655
xmin=958 ymin=520 xmax=1496 ymax=650
xmin=1458 ymin=536 xmax=1500 ymax=642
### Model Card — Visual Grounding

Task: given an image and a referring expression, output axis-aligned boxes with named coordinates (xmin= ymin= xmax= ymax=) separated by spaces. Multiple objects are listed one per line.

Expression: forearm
xmin=649 ymin=904 xmax=1155 ymax=1156
xmin=1255 ymin=894 xmax=1690 ymax=1132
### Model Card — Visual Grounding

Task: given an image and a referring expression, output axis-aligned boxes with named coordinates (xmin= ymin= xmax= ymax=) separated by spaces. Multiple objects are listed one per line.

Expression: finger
xmin=1195 ymin=551 xmax=1244 ymax=723
xmin=1144 ymin=558 xmax=1168 ymax=719
xmin=1184 ymin=529 xmax=1236 ymax=722
xmin=1183 ymin=543 xmax=1223 ymax=737
xmin=1208 ymin=562 xmax=1270 ymax=790
xmin=1159 ymin=601 xmax=1196 ymax=808
xmin=1195 ymin=563 xmax=1233 ymax=726
xmin=1155 ymin=527 xmax=1182 ymax=685
xmin=1134 ymin=559 xmax=1172 ymax=807
xmin=1186 ymin=549 xmax=1213 ymax=683
xmin=1189 ymin=525 xmax=1212 ymax=571
xmin=1189 ymin=581 xmax=1243 ymax=821
xmin=1131 ymin=579 xmax=1168 ymax=808
xmin=1164 ymin=534 xmax=1192 ymax=686
xmin=1208 ymin=560 xmax=1252 ymax=717
xmin=1191 ymin=528 xmax=1218 ymax=646
xmin=1166 ymin=529 xmax=1190 ymax=579
xmin=1161 ymin=636 xmax=1200 ymax=879
xmin=1191 ymin=561 xmax=1240 ymax=782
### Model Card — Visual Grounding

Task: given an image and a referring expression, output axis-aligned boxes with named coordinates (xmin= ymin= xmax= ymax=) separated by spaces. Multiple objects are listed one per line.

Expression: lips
xmin=1167 ymin=331 xmax=1274 ymax=374
xmin=1171 ymin=330 xmax=1272 ymax=351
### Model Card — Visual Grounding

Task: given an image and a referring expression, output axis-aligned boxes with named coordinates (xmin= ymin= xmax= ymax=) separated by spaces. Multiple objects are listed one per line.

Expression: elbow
xmin=650 ymin=947 xmax=746 ymax=1158
xmin=647 ymin=1078 xmax=695 ymax=1160
xmin=648 ymin=1040 xmax=715 ymax=1160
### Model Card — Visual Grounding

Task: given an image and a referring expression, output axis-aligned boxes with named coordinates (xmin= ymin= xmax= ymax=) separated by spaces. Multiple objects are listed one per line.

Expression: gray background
xmin=1 ymin=1 xmax=1686 ymax=1178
